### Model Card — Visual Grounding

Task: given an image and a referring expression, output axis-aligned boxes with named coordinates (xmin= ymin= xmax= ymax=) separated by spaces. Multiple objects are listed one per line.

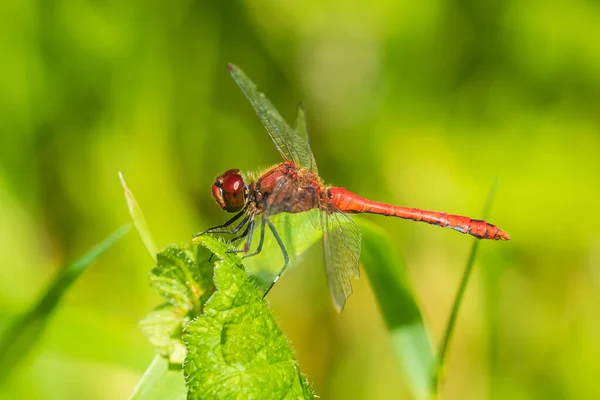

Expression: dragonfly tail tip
xmin=498 ymin=230 xmax=511 ymax=240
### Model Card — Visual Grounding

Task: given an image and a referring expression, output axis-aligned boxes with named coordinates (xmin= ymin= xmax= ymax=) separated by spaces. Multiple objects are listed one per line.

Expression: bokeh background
xmin=1 ymin=0 xmax=599 ymax=399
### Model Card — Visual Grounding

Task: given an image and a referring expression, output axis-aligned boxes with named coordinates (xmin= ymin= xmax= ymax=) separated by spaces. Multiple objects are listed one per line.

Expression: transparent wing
xmin=229 ymin=64 xmax=317 ymax=173
xmin=321 ymin=206 xmax=362 ymax=312
xmin=294 ymin=103 xmax=318 ymax=174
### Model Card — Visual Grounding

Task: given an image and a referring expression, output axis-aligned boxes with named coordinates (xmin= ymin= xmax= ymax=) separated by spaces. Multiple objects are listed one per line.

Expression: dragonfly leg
xmin=193 ymin=207 xmax=248 ymax=238
xmin=235 ymin=216 xmax=266 ymax=257
xmin=262 ymin=219 xmax=289 ymax=298
xmin=226 ymin=215 xmax=256 ymax=254
xmin=201 ymin=210 xmax=249 ymax=264
xmin=199 ymin=212 xmax=250 ymax=240
xmin=229 ymin=214 xmax=254 ymax=244
xmin=209 ymin=215 xmax=253 ymax=264
xmin=206 ymin=215 xmax=254 ymax=267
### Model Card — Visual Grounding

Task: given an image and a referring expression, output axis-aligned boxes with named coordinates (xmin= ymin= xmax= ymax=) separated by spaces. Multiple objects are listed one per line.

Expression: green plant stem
xmin=434 ymin=179 xmax=499 ymax=390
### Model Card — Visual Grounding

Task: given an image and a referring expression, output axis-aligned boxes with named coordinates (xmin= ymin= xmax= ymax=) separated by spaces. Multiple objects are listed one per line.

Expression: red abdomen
xmin=327 ymin=187 xmax=509 ymax=240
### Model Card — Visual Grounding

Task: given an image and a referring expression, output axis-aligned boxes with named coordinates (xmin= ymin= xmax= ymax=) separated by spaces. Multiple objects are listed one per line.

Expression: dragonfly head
xmin=212 ymin=169 xmax=248 ymax=212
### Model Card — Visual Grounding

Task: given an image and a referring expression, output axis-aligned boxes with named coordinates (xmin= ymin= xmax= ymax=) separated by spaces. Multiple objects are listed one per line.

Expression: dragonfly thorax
xmin=211 ymin=169 xmax=249 ymax=212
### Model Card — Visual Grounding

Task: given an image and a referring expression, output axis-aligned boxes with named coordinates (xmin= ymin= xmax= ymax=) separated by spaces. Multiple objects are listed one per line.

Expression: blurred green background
xmin=1 ymin=0 xmax=599 ymax=399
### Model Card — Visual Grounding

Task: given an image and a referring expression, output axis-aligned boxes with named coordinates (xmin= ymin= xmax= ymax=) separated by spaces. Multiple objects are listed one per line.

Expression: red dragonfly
xmin=199 ymin=64 xmax=510 ymax=311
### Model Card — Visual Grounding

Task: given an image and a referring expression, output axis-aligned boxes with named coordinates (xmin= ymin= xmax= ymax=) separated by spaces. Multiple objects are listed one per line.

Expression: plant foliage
xmin=134 ymin=236 xmax=314 ymax=399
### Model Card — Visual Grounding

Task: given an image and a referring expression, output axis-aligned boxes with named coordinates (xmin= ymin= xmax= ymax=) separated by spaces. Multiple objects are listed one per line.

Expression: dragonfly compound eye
xmin=212 ymin=169 xmax=247 ymax=212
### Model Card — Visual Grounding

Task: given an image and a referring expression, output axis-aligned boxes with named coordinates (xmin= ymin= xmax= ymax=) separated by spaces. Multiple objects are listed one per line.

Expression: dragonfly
xmin=198 ymin=64 xmax=510 ymax=312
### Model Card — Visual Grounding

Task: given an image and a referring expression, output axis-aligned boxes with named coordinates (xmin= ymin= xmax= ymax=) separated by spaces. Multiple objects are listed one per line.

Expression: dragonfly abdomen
xmin=327 ymin=187 xmax=510 ymax=240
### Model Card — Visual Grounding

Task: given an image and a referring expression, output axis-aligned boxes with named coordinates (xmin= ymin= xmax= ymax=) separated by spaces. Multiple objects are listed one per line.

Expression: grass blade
xmin=435 ymin=179 xmax=499 ymax=389
xmin=358 ymin=218 xmax=435 ymax=398
xmin=119 ymin=172 xmax=157 ymax=262
xmin=129 ymin=356 xmax=186 ymax=400
xmin=0 ymin=224 xmax=131 ymax=384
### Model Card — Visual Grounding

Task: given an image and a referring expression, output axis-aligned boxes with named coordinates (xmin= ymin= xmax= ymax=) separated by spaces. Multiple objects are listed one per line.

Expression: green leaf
xmin=150 ymin=244 xmax=214 ymax=314
xmin=119 ymin=171 xmax=157 ymax=262
xmin=129 ymin=355 xmax=187 ymax=400
xmin=358 ymin=218 xmax=435 ymax=398
xmin=139 ymin=304 xmax=187 ymax=365
xmin=0 ymin=224 xmax=130 ymax=384
xmin=183 ymin=235 xmax=315 ymax=400
xmin=140 ymin=241 xmax=216 ymax=363
xmin=135 ymin=225 xmax=314 ymax=398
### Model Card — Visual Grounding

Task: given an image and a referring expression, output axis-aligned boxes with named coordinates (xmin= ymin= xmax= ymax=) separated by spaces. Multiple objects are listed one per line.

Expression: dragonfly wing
xmin=295 ymin=103 xmax=308 ymax=139
xmin=229 ymin=64 xmax=317 ymax=172
xmin=294 ymin=103 xmax=318 ymax=174
xmin=321 ymin=206 xmax=362 ymax=312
